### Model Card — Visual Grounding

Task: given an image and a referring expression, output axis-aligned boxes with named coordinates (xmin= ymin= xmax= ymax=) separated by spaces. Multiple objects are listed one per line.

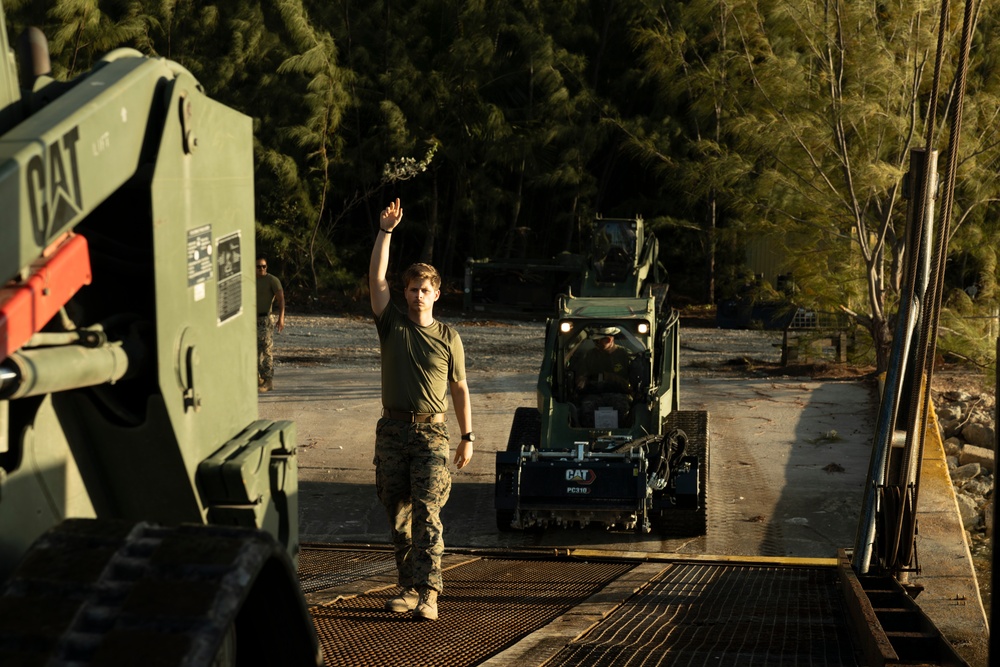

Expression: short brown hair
xmin=401 ymin=262 xmax=441 ymax=290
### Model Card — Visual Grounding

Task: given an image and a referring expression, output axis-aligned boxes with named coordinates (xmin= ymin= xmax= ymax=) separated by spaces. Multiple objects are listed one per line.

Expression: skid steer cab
xmin=495 ymin=292 xmax=709 ymax=535
xmin=579 ymin=215 xmax=667 ymax=299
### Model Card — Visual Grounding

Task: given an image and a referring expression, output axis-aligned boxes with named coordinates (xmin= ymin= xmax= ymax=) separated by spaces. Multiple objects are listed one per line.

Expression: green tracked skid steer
xmin=495 ymin=290 xmax=709 ymax=535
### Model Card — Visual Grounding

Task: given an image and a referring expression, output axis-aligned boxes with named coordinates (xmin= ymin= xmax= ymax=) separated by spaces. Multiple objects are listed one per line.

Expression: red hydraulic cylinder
xmin=0 ymin=233 xmax=92 ymax=361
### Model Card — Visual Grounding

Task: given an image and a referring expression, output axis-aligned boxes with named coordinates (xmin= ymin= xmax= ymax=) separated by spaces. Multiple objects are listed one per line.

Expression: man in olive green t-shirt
xmin=368 ymin=198 xmax=474 ymax=622
xmin=256 ymin=256 xmax=285 ymax=392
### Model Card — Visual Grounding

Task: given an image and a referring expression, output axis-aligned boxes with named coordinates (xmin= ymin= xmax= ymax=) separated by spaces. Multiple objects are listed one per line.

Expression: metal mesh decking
xmin=298 ymin=545 xmax=398 ymax=594
xmin=300 ymin=545 xmax=866 ymax=667
xmin=545 ymin=562 xmax=859 ymax=667
xmin=306 ymin=554 xmax=634 ymax=667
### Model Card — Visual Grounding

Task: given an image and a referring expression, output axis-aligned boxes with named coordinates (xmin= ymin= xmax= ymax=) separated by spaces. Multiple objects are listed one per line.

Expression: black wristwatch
xmin=461 ymin=432 xmax=476 ymax=443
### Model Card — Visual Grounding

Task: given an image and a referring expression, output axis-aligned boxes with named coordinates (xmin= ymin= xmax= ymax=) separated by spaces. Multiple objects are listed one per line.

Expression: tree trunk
xmin=443 ymin=176 xmax=467 ymax=280
xmin=872 ymin=314 xmax=892 ymax=373
xmin=502 ymin=161 xmax=525 ymax=258
xmin=419 ymin=173 xmax=438 ymax=265
xmin=707 ymin=193 xmax=717 ymax=304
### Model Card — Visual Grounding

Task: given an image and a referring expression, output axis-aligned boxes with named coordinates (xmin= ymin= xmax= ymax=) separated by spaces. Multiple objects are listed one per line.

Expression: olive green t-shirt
xmin=256 ymin=273 xmax=282 ymax=316
xmin=375 ymin=304 xmax=466 ymax=414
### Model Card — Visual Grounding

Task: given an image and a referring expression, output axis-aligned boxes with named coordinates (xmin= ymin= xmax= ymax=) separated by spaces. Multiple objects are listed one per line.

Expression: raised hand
xmin=380 ymin=198 xmax=403 ymax=232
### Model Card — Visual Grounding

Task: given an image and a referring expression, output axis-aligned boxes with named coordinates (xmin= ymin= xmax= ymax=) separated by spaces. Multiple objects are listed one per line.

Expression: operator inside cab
xmin=572 ymin=326 xmax=632 ymax=427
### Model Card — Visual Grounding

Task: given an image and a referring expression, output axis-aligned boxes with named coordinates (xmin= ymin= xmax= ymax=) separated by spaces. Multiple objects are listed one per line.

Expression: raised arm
xmin=369 ymin=198 xmax=403 ymax=316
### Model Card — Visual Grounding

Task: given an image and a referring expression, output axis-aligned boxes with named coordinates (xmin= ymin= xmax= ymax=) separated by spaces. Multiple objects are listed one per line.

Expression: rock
xmin=943 ymin=390 xmax=972 ymax=403
xmin=943 ymin=437 xmax=963 ymax=456
xmin=936 ymin=405 xmax=962 ymax=422
xmin=961 ymin=478 xmax=992 ymax=497
xmin=951 ymin=462 xmax=981 ymax=480
xmin=959 ymin=444 xmax=996 ymax=473
xmin=946 ymin=455 xmax=959 ymax=469
xmin=938 ymin=418 xmax=961 ymax=439
xmin=970 ymin=406 xmax=994 ymax=424
xmin=955 ymin=493 xmax=980 ymax=529
xmin=961 ymin=422 xmax=995 ymax=449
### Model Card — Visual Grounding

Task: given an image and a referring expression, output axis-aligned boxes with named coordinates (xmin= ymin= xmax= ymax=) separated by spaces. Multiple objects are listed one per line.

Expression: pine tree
xmin=711 ymin=0 xmax=959 ymax=370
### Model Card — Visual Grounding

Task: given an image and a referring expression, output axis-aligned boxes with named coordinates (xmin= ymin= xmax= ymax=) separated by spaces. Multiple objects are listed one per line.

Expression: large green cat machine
xmin=0 ymin=8 xmax=319 ymax=665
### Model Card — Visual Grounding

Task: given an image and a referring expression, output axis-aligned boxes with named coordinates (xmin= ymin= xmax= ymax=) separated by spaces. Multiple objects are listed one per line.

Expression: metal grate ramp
xmin=305 ymin=552 xmax=635 ymax=667
xmin=297 ymin=544 xmax=398 ymax=594
xmin=546 ymin=561 xmax=860 ymax=667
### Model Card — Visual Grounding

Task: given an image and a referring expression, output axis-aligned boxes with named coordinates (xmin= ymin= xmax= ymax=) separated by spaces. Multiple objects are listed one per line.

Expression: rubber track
xmin=0 ymin=519 xmax=282 ymax=666
xmin=660 ymin=409 xmax=710 ymax=536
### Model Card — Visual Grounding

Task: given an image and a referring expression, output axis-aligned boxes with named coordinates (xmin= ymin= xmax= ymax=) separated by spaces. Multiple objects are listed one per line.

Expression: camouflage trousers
xmin=373 ymin=418 xmax=452 ymax=592
xmin=257 ymin=315 xmax=274 ymax=385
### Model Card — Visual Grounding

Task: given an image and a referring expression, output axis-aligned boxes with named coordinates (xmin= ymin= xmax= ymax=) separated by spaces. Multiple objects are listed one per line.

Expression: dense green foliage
xmin=5 ymin=0 xmax=1000 ymax=370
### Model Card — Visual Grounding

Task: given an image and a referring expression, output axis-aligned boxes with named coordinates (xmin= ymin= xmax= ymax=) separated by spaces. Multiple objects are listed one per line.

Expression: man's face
xmin=405 ymin=278 xmax=440 ymax=313
xmin=595 ymin=335 xmax=614 ymax=351
xmin=256 ymin=260 xmax=268 ymax=276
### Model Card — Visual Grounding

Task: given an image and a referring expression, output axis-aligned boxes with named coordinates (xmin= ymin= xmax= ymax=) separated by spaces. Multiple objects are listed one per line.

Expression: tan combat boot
xmin=384 ymin=588 xmax=419 ymax=613
xmin=413 ymin=588 xmax=438 ymax=621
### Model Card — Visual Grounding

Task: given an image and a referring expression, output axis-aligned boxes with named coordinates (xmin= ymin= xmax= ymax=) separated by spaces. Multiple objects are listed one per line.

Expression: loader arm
xmin=0 ymin=54 xmax=188 ymax=278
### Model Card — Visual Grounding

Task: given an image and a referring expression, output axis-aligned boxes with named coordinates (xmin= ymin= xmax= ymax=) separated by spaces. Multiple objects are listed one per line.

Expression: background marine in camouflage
xmin=256 ymin=256 xmax=285 ymax=392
